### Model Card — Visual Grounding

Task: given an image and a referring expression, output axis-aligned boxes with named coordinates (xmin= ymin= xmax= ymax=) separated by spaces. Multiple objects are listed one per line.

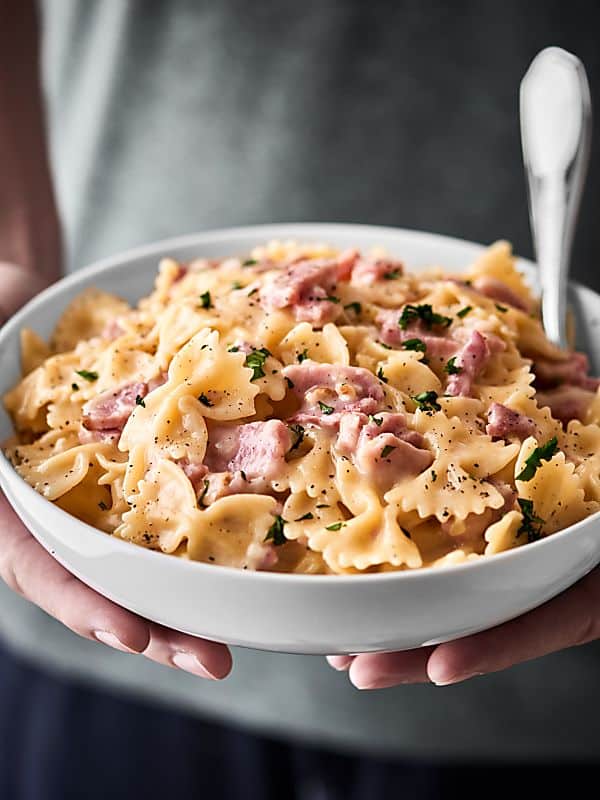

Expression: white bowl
xmin=2 ymin=223 xmax=600 ymax=655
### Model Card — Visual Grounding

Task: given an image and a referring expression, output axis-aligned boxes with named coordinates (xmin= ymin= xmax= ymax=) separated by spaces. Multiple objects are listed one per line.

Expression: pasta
xmin=4 ymin=240 xmax=600 ymax=574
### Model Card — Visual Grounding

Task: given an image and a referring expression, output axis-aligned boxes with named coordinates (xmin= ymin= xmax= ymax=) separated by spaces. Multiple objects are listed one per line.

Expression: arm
xmin=0 ymin=1 xmax=231 ymax=680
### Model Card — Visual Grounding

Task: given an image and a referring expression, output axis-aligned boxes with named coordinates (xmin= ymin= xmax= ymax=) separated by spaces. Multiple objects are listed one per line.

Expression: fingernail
xmin=171 ymin=652 xmax=218 ymax=679
xmin=93 ymin=630 xmax=141 ymax=654
xmin=429 ymin=667 xmax=482 ymax=686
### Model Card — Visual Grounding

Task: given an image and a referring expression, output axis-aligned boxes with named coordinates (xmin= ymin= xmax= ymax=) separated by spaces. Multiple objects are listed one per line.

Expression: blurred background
xmin=41 ymin=0 xmax=600 ymax=287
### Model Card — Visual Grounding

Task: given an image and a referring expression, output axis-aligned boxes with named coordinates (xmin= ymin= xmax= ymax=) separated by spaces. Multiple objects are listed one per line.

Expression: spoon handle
xmin=520 ymin=47 xmax=592 ymax=349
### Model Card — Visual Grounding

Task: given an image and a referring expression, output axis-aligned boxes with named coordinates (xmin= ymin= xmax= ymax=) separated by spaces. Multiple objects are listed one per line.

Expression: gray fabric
xmin=3 ymin=0 xmax=598 ymax=759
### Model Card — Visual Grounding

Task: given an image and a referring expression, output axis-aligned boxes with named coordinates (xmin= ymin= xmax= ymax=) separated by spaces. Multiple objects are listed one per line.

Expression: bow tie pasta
xmin=4 ymin=241 xmax=600 ymax=574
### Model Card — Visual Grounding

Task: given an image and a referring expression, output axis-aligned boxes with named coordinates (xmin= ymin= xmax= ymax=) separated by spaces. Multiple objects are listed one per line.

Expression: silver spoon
xmin=520 ymin=46 xmax=592 ymax=349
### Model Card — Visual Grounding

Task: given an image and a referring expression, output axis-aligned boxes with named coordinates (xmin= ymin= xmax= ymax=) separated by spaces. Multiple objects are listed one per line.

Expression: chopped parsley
xmin=325 ymin=294 xmax=340 ymax=304
xmin=431 ymin=469 xmax=437 ymax=482
xmin=295 ymin=512 xmax=314 ymax=521
xmin=242 ymin=258 xmax=257 ymax=266
xmin=298 ymin=349 xmax=309 ymax=363
xmin=244 ymin=347 xmax=271 ymax=381
xmin=456 ymin=305 xmax=473 ymax=319
xmin=75 ymin=369 xmax=98 ymax=382
xmin=318 ymin=401 xmax=335 ymax=415
xmin=378 ymin=341 xmax=392 ymax=349
xmin=231 ymin=281 xmax=243 ymax=290
xmin=383 ymin=269 xmax=401 ymax=280
xmin=199 ymin=290 xmax=212 ymax=309
xmin=135 ymin=395 xmax=146 ymax=407
xmin=316 ymin=504 xmax=330 ymax=509
xmin=325 ymin=522 xmax=345 ymax=531
xmin=495 ymin=303 xmax=508 ymax=313
xmin=247 ymin=287 xmax=258 ymax=297
xmin=228 ymin=345 xmax=240 ymax=353
xmin=517 ymin=498 xmax=544 ymax=542
xmin=198 ymin=393 xmax=213 ymax=407
xmin=344 ymin=301 xmax=362 ymax=315
xmin=98 ymin=500 xmax=108 ymax=511
xmin=289 ymin=423 xmax=305 ymax=451
xmin=265 ymin=515 xmax=287 ymax=546
xmin=412 ymin=390 xmax=441 ymax=412
xmin=369 ymin=415 xmax=383 ymax=426
xmin=377 ymin=366 xmax=388 ymax=383
xmin=285 ymin=376 xmax=295 ymax=389
xmin=516 ymin=437 xmax=559 ymax=482
xmin=398 ymin=304 xmax=452 ymax=331
xmin=381 ymin=444 xmax=396 ymax=459
xmin=402 ymin=338 xmax=427 ymax=353
xmin=444 ymin=356 xmax=462 ymax=375
xmin=199 ymin=479 xmax=210 ymax=507
xmin=71 ymin=383 xmax=79 ymax=392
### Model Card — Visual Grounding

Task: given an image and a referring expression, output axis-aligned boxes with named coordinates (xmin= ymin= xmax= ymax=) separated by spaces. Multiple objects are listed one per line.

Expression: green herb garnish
xmin=517 ymin=498 xmax=544 ymax=542
xmin=285 ymin=376 xmax=295 ymax=389
xmin=516 ymin=437 xmax=559 ymax=482
xmin=199 ymin=479 xmax=210 ymax=507
xmin=402 ymin=338 xmax=427 ymax=353
xmin=71 ymin=383 xmax=79 ymax=392
xmin=244 ymin=347 xmax=271 ymax=381
xmin=199 ymin=290 xmax=212 ymax=309
xmin=495 ymin=303 xmax=508 ymax=313
xmin=398 ymin=304 xmax=452 ymax=331
xmin=444 ymin=356 xmax=462 ymax=375
xmin=369 ymin=415 xmax=383 ymax=426
xmin=228 ymin=345 xmax=240 ymax=352
xmin=325 ymin=522 xmax=345 ymax=531
xmin=265 ymin=515 xmax=287 ymax=545
xmin=318 ymin=401 xmax=335 ymax=415
xmin=325 ymin=295 xmax=340 ymax=304
xmin=297 ymin=349 xmax=309 ymax=363
xmin=412 ymin=390 xmax=441 ymax=412
xmin=344 ymin=301 xmax=362 ymax=315
xmin=381 ymin=445 xmax=396 ymax=459
xmin=76 ymin=369 xmax=98 ymax=382
xmin=231 ymin=281 xmax=243 ymax=290
xmin=377 ymin=366 xmax=388 ymax=383
xmin=198 ymin=393 xmax=213 ymax=407
xmin=383 ymin=269 xmax=401 ymax=280
xmin=295 ymin=512 xmax=314 ymax=521
xmin=289 ymin=423 xmax=305 ymax=451
xmin=135 ymin=395 xmax=146 ymax=407
xmin=457 ymin=305 xmax=472 ymax=319
xmin=247 ymin=287 xmax=258 ymax=297
xmin=242 ymin=258 xmax=257 ymax=266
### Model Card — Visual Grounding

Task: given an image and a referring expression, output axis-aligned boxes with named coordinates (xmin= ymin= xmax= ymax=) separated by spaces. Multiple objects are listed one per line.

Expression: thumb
xmin=0 ymin=262 xmax=51 ymax=323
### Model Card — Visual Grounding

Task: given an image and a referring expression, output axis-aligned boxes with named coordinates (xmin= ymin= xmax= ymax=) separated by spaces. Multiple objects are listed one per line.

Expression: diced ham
xmin=351 ymin=257 xmax=404 ymax=286
xmin=537 ymin=385 xmax=596 ymax=426
xmin=259 ymin=257 xmax=347 ymax=326
xmin=446 ymin=330 xmax=504 ymax=397
xmin=78 ymin=426 xmax=120 ymax=445
xmin=204 ymin=420 xmax=292 ymax=481
xmin=336 ymin=411 xmax=433 ymax=489
xmin=471 ymin=276 xmax=530 ymax=312
xmin=376 ymin=310 xmax=458 ymax=358
xmin=533 ymin=351 xmax=600 ymax=392
xmin=178 ymin=459 xmax=208 ymax=494
xmin=485 ymin=403 xmax=536 ymax=440
xmin=101 ymin=319 xmax=124 ymax=340
xmin=333 ymin=249 xmax=360 ymax=281
xmin=283 ymin=361 xmax=385 ymax=427
xmin=82 ymin=382 xmax=148 ymax=432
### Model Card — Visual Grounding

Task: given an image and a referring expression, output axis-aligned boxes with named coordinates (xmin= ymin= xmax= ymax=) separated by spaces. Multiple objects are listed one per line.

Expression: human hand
xmin=0 ymin=264 xmax=232 ymax=680
xmin=327 ymin=565 xmax=600 ymax=689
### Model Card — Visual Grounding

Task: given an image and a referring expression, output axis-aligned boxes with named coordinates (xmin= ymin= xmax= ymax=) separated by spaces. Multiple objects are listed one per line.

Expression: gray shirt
xmin=3 ymin=0 xmax=598 ymax=760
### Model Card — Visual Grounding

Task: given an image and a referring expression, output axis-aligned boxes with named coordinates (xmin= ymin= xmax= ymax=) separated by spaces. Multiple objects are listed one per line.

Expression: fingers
xmin=326 ymin=655 xmax=354 ymax=671
xmin=427 ymin=566 xmax=600 ymax=686
xmin=347 ymin=647 xmax=435 ymax=689
xmin=0 ymin=494 xmax=231 ymax=678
